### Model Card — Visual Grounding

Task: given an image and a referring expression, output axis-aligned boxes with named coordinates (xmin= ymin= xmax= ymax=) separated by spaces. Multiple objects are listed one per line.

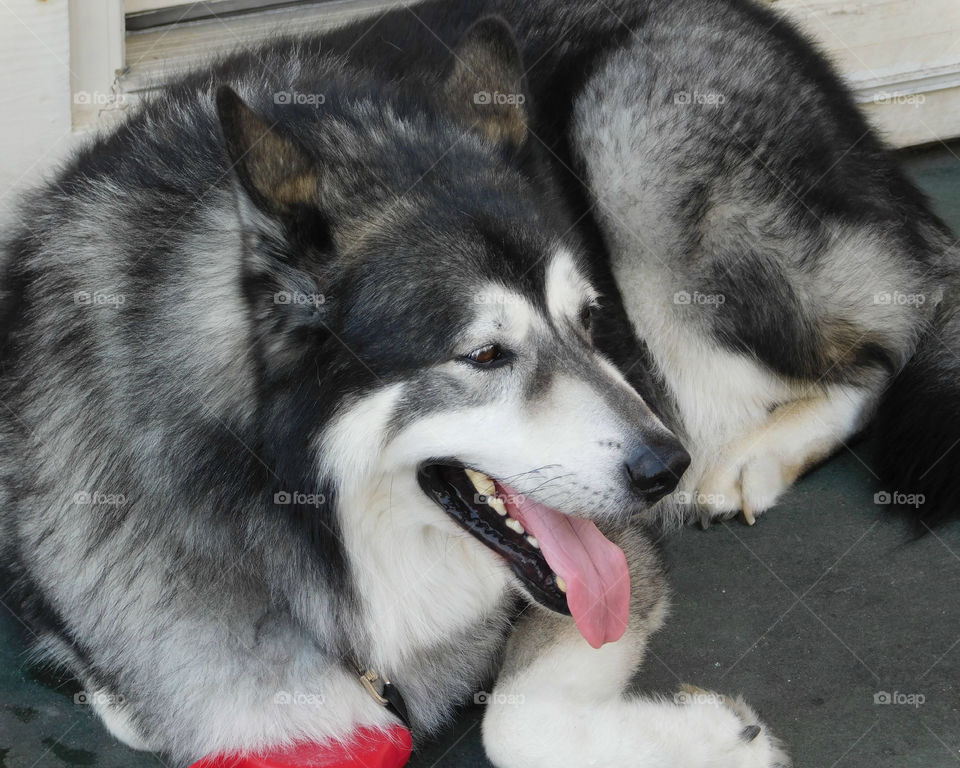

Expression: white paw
xmin=695 ymin=445 xmax=795 ymax=526
xmin=675 ymin=685 xmax=791 ymax=768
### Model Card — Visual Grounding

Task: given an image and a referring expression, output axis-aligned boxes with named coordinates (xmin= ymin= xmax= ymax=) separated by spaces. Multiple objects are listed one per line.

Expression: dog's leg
xmin=695 ymin=384 xmax=874 ymax=523
xmin=481 ymin=529 xmax=789 ymax=768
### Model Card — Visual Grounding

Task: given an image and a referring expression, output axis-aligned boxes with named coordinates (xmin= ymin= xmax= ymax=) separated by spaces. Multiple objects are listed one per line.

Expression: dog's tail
xmin=875 ymin=301 xmax=960 ymax=526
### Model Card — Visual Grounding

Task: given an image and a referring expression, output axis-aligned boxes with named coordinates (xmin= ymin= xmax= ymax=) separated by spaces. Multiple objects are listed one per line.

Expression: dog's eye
xmin=579 ymin=304 xmax=592 ymax=330
xmin=463 ymin=344 xmax=507 ymax=367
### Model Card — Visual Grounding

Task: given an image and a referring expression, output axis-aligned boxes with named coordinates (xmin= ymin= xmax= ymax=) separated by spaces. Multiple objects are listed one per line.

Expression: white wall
xmin=0 ymin=0 xmax=79 ymax=214
xmin=773 ymin=0 xmax=960 ymax=148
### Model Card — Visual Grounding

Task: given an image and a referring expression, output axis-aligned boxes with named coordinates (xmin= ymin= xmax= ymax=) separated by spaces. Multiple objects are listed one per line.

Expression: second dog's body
xmin=573 ymin=4 xmax=956 ymax=526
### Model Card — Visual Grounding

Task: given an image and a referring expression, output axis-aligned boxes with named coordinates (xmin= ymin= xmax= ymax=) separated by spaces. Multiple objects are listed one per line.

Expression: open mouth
xmin=418 ymin=463 xmax=630 ymax=648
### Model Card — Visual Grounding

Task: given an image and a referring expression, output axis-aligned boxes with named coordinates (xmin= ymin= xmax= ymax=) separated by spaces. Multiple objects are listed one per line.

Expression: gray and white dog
xmin=1 ymin=0 xmax=957 ymax=765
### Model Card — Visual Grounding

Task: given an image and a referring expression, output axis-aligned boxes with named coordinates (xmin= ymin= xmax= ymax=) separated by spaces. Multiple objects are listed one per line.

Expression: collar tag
xmin=358 ymin=668 xmax=391 ymax=706
xmin=354 ymin=664 xmax=412 ymax=729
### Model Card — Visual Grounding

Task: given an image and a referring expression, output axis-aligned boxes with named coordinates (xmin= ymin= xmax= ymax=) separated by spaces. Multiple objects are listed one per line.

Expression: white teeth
xmin=464 ymin=468 xmax=496 ymax=498
xmin=555 ymin=576 xmax=567 ymax=593
xmin=487 ymin=495 xmax=508 ymax=516
xmin=463 ymin=468 xmax=535 ymax=539
xmin=465 ymin=468 xmax=506 ymax=514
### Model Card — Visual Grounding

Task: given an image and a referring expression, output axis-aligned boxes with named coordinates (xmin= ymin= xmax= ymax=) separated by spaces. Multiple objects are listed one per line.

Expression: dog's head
xmin=218 ymin=18 xmax=688 ymax=647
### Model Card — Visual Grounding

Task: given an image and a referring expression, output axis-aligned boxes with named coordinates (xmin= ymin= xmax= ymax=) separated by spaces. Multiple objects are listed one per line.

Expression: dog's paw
xmin=676 ymin=685 xmax=791 ymax=768
xmin=694 ymin=444 xmax=797 ymax=526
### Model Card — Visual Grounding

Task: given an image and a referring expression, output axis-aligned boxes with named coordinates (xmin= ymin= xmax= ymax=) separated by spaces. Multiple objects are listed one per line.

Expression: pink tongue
xmin=500 ymin=484 xmax=630 ymax=648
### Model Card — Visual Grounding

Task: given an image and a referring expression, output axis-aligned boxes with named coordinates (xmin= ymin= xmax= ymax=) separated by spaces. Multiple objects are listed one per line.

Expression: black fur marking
xmin=875 ymin=311 xmax=960 ymax=526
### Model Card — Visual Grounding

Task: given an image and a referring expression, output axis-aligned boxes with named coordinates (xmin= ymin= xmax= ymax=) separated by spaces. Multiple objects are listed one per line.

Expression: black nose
xmin=624 ymin=438 xmax=691 ymax=503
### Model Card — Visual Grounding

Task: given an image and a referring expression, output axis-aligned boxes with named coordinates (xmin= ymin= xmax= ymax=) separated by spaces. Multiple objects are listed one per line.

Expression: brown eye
xmin=464 ymin=344 xmax=506 ymax=367
xmin=580 ymin=304 xmax=593 ymax=330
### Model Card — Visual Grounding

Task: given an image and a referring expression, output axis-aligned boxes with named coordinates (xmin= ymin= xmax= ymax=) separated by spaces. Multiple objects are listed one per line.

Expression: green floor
xmin=2 ymin=144 xmax=960 ymax=767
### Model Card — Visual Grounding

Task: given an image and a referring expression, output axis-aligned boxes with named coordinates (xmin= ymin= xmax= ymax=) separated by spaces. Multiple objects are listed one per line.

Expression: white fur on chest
xmin=319 ymin=385 xmax=509 ymax=672
xmin=340 ymin=476 xmax=510 ymax=669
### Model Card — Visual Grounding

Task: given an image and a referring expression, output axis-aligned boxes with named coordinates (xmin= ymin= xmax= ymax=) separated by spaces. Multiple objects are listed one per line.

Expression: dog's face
xmin=331 ymin=227 xmax=688 ymax=649
xmin=218 ymin=18 xmax=688 ymax=647
xmin=377 ymin=243 xmax=686 ymax=517
xmin=314 ymin=220 xmax=687 ymax=648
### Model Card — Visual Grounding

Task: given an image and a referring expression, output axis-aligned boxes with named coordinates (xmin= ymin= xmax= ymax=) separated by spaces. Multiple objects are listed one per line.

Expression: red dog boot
xmin=189 ymin=725 xmax=412 ymax=768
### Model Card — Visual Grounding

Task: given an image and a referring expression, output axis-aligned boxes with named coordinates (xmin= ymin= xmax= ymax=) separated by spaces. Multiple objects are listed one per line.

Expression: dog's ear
xmin=216 ymin=86 xmax=319 ymax=215
xmin=217 ymin=88 xmax=334 ymax=376
xmin=442 ymin=16 xmax=528 ymax=148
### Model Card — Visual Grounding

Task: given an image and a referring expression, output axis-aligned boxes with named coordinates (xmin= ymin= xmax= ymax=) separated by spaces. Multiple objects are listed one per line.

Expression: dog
xmin=1 ymin=0 xmax=956 ymax=765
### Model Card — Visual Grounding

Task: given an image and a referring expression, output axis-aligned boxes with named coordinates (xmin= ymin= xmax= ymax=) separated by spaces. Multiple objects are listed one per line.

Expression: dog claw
xmin=741 ymin=502 xmax=756 ymax=526
xmin=740 ymin=725 xmax=762 ymax=743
